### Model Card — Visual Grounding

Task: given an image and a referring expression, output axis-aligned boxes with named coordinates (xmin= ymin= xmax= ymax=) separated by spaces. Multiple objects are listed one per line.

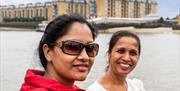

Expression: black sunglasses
xmin=51 ymin=40 xmax=99 ymax=57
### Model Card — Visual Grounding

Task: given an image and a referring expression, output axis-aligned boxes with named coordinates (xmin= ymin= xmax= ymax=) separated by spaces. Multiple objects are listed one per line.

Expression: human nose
xmin=122 ymin=53 xmax=130 ymax=61
xmin=78 ymin=48 xmax=89 ymax=61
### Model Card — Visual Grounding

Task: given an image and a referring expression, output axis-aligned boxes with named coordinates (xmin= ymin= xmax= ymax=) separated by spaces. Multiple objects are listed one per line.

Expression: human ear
xmin=105 ymin=52 xmax=110 ymax=63
xmin=105 ymin=52 xmax=111 ymax=71
xmin=43 ymin=44 xmax=53 ymax=62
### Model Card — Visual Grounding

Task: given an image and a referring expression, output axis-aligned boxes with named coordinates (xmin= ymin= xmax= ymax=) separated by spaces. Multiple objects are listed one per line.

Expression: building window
xmin=19 ymin=11 xmax=21 ymax=17
xmin=45 ymin=8 xmax=48 ymax=18
xmin=40 ymin=9 xmax=42 ymax=16
xmin=36 ymin=9 xmax=38 ymax=16
xmin=31 ymin=10 xmax=33 ymax=17
xmin=14 ymin=11 xmax=16 ymax=17
xmin=27 ymin=10 xmax=29 ymax=18
xmin=22 ymin=10 xmax=24 ymax=17
xmin=2 ymin=11 xmax=4 ymax=17
xmin=9 ymin=11 xmax=11 ymax=17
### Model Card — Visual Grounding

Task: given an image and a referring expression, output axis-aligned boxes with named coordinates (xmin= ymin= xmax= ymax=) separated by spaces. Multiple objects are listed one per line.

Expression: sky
xmin=0 ymin=0 xmax=180 ymax=18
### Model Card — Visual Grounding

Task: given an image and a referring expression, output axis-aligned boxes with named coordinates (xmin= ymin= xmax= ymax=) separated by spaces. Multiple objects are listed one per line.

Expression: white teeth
xmin=120 ymin=63 xmax=130 ymax=68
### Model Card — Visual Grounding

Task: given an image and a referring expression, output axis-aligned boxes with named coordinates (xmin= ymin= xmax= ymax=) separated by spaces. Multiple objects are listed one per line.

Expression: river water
xmin=0 ymin=31 xmax=180 ymax=91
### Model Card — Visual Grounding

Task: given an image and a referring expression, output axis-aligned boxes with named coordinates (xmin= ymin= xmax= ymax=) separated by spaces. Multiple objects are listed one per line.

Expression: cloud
xmin=0 ymin=0 xmax=50 ymax=5
xmin=1 ymin=0 xmax=31 ymax=5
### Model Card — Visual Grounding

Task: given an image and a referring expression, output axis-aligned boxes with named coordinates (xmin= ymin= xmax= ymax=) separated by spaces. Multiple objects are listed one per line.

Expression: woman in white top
xmin=87 ymin=31 xmax=145 ymax=91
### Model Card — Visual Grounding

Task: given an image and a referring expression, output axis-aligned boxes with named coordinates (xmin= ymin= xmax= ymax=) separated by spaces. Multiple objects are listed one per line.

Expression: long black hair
xmin=38 ymin=14 xmax=98 ymax=69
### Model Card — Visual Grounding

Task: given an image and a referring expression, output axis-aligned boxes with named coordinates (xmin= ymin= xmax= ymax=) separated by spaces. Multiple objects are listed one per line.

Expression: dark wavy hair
xmin=108 ymin=30 xmax=141 ymax=54
xmin=38 ymin=14 xmax=98 ymax=69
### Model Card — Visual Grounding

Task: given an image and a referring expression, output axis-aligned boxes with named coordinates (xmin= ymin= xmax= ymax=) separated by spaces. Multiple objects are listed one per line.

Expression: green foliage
xmin=134 ymin=23 xmax=162 ymax=28
xmin=166 ymin=17 xmax=170 ymax=20
xmin=158 ymin=17 xmax=164 ymax=23
xmin=3 ymin=16 xmax=47 ymax=22
xmin=96 ymin=23 xmax=134 ymax=30
xmin=0 ymin=22 xmax=38 ymax=29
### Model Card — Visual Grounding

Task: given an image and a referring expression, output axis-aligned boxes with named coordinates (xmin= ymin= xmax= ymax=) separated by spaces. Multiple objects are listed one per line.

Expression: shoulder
xmin=86 ymin=81 xmax=106 ymax=91
xmin=126 ymin=78 xmax=146 ymax=91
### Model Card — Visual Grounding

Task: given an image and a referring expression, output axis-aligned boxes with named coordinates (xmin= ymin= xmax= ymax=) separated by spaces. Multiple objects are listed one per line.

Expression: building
xmin=50 ymin=0 xmax=87 ymax=20
xmin=0 ymin=2 xmax=51 ymax=22
xmin=0 ymin=0 xmax=158 ymax=22
xmin=177 ymin=14 xmax=180 ymax=25
xmin=51 ymin=0 xmax=158 ymax=19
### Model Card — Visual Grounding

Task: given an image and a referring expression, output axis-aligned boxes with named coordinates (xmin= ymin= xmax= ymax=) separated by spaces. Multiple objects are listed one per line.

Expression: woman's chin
xmin=74 ymin=73 xmax=88 ymax=81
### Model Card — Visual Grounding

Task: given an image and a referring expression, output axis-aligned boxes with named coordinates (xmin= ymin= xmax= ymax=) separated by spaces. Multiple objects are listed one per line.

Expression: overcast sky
xmin=0 ymin=0 xmax=179 ymax=18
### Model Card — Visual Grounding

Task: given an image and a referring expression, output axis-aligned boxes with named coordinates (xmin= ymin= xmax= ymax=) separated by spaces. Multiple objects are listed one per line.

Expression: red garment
xmin=20 ymin=69 xmax=85 ymax=91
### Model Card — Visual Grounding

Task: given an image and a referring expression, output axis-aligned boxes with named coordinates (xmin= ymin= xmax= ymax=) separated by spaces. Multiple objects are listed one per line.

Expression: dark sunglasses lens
xmin=63 ymin=41 xmax=82 ymax=55
xmin=86 ymin=44 xmax=99 ymax=57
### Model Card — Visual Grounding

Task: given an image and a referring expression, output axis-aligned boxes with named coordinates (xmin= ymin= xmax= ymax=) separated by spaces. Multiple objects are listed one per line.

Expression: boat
xmin=36 ymin=21 xmax=48 ymax=32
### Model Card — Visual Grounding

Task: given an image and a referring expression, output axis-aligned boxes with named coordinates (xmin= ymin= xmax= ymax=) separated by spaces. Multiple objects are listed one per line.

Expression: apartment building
xmin=95 ymin=0 xmax=157 ymax=18
xmin=50 ymin=0 xmax=87 ymax=20
xmin=177 ymin=14 xmax=180 ymax=25
xmin=0 ymin=2 xmax=51 ymax=22
xmin=0 ymin=0 xmax=158 ymax=22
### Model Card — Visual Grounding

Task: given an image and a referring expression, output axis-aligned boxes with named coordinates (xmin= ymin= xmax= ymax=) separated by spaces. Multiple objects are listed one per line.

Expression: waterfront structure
xmin=50 ymin=0 xmax=88 ymax=20
xmin=0 ymin=6 xmax=2 ymax=22
xmin=0 ymin=0 xmax=157 ymax=22
xmin=0 ymin=2 xmax=51 ymax=22
xmin=177 ymin=14 xmax=180 ymax=25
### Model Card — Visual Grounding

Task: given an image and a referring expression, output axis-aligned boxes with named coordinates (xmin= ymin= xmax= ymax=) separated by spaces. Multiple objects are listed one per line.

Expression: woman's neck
xmin=103 ymin=69 xmax=126 ymax=84
xmin=98 ymin=69 xmax=128 ymax=91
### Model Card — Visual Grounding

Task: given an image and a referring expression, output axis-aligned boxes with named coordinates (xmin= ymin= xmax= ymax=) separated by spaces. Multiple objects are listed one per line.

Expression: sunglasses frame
xmin=50 ymin=40 xmax=99 ymax=57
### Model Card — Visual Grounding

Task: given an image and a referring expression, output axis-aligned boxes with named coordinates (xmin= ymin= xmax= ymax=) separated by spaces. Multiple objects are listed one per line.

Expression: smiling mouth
xmin=117 ymin=61 xmax=133 ymax=66
xmin=117 ymin=61 xmax=133 ymax=70
xmin=120 ymin=63 xmax=130 ymax=67
xmin=73 ymin=64 xmax=89 ymax=72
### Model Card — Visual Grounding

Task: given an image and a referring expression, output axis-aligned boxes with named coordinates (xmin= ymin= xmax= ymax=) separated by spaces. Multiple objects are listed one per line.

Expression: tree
xmin=158 ymin=17 xmax=164 ymax=23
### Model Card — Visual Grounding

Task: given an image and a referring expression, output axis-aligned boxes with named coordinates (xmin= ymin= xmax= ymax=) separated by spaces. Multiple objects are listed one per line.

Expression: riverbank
xmin=1 ymin=26 xmax=180 ymax=34
xmin=99 ymin=27 xmax=180 ymax=34
xmin=0 ymin=27 xmax=35 ymax=31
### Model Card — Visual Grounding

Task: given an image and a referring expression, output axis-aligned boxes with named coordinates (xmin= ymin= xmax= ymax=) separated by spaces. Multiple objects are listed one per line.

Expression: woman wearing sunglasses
xmin=20 ymin=14 xmax=99 ymax=91
xmin=87 ymin=31 xmax=145 ymax=91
